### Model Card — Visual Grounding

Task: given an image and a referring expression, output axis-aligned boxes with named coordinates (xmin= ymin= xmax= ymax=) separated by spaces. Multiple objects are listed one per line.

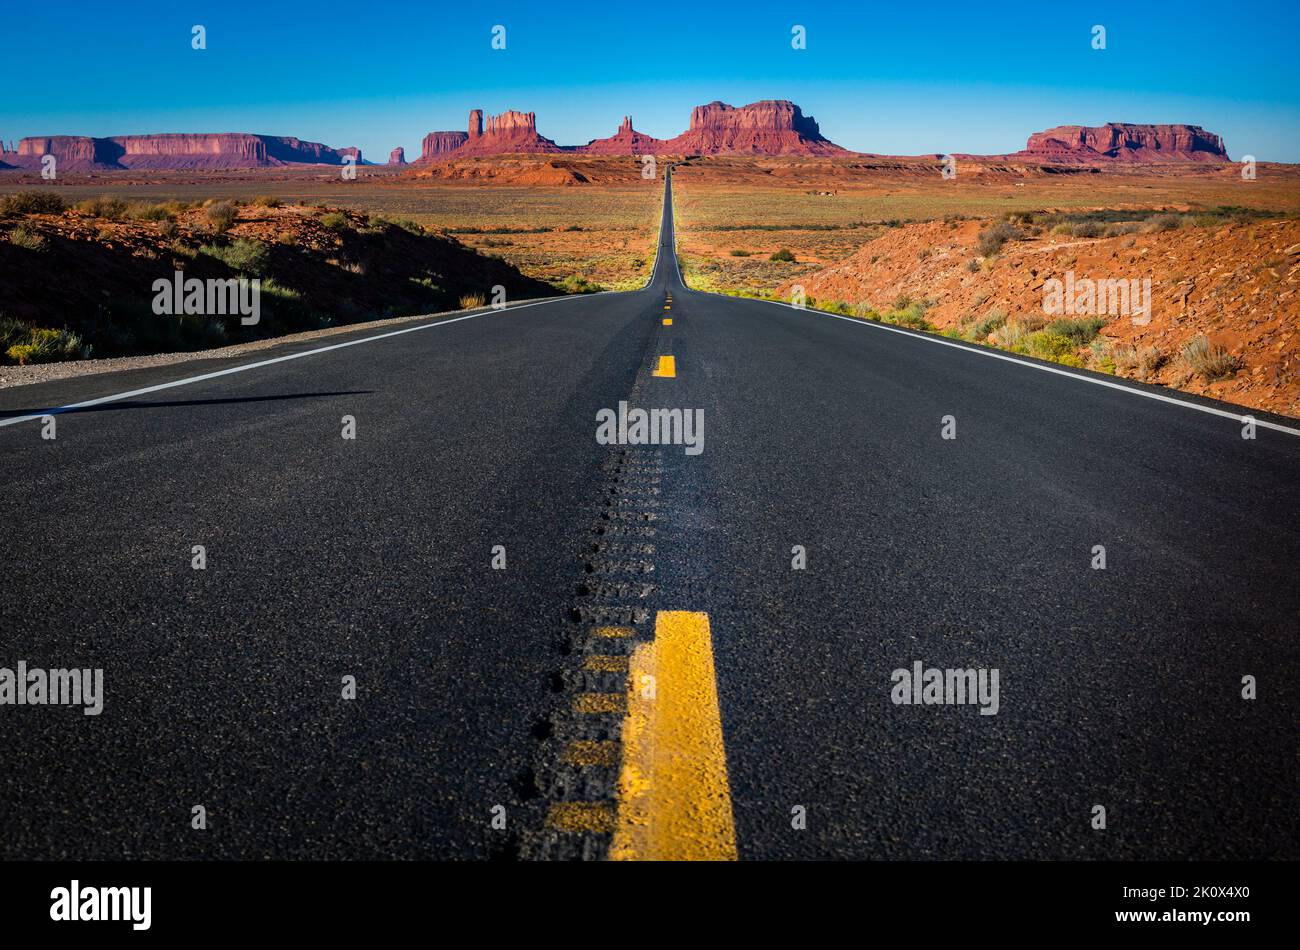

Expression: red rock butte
xmin=0 ymin=133 xmax=361 ymax=170
xmin=1013 ymin=123 xmax=1230 ymax=163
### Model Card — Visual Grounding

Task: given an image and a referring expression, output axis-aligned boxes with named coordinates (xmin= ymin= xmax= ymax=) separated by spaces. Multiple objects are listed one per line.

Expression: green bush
xmin=0 ymin=191 xmax=66 ymax=216
xmin=1026 ymin=331 xmax=1076 ymax=360
xmin=320 ymin=211 xmax=349 ymax=231
xmin=251 ymin=195 xmax=283 ymax=208
xmin=200 ymin=238 xmax=268 ymax=274
xmin=967 ymin=310 xmax=1007 ymax=340
xmin=769 ymin=248 xmax=796 ymax=262
xmin=1046 ymin=317 xmax=1107 ymax=345
xmin=729 ymin=249 xmax=752 ymax=257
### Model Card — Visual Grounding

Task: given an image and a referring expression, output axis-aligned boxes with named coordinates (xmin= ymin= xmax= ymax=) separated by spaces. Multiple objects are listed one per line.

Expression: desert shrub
xmin=77 ymin=196 xmax=128 ymax=219
xmin=1142 ymin=213 xmax=1183 ymax=234
xmin=729 ymin=249 xmax=752 ymax=257
xmin=769 ymin=248 xmax=796 ymax=262
xmin=158 ymin=220 xmax=179 ymax=239
xmin=4 ymin=326 xmax=89 ymax=364
xmin=1005 ymin=211 xmax=1036 ymax=225
xmin=1046 ymin=317 xmax=1108 ymax=345
xmin=459 ymin=293 xmax=486 ymax=309
xmin=320 ymin=211 xmax=348 ymax=231
xmin=976 ymin=221 xmax=1023 ymax=257
xmin=967 ymin=309 xmax=1007 ymax=340
xmin=128 ymin=202 xmax=175 ymax=222
xmin=393 ymin=218 xmax=424 ymax=235
xmin=881 ymin=299 xmax=933 ymax=331
xmin=205 ymin=201 xmax=238 ymax=233
xmin=1050 ymin=223 xmax=1075 ymax=236
xmin=1180 ymin=334 xmax=1241 ymax=380
xmin=558 ymin=274 xmax=605 ymax=294
xmin=1111 ymin=345 xmax=1167 ymax=380
xmin=966 ymin=259 xmax=980 ymax=273
xmin=260 ymin=278 xmax=300 ymax=300
xmin=200 ymin=238 xmax=268 ymax=274
xmin=852 ymin=301 xmax=877 ymax=319
xmin=1073 ymin=222 xmax=1103 ymax=238
xmin=988 ymin=318 xmax=1045 ymax=351
xmin=1026 ymin=331 xmax=1076 ymax=361
xmin=1055 ymin=354 xmax=1085 ymax=368
xmin=0 ymin=316 xmax=33 ymax=350
xmin=0 ymin=191 xmax=66 ymax=216
xmin=917 ymin=247 xmax=932 ymax=260
xmin=1103 ymin=221 xmax=1141 ymax=237
xmin=251 ymin=195 xmax=283 ymax=208
xmin=7 ymin=225 xmax=48 ymax=251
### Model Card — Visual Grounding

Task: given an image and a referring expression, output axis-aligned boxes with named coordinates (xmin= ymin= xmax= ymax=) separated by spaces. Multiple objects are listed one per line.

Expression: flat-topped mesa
xmin=1016 ymin=123 xmax=1230 ymax=163
xmin=418 ymin=131 xmax=470 ymax=162
xmin=578 ymin=115 xmax=668 ymax=155
xmin=663 ymin=100 xmax=846 ymax=155
xmin=6 ymin=133 xmax=360 ymax=169
xmin=452 ymin=108 xmax=563 ymax=156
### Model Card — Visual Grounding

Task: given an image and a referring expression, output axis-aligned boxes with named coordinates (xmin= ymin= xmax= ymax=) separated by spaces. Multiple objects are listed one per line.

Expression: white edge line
xmin=0 ymin=293 xmax=616 ymax=429
xmin=737 ymin=296 xmax=1300 ymax=439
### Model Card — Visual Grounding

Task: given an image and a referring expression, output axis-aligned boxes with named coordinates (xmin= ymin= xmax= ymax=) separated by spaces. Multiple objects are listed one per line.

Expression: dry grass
xmin=458 ymin=293 xmax=486 ymax=310
xmin=1180 ymin=335 xmax=1242 ymax=380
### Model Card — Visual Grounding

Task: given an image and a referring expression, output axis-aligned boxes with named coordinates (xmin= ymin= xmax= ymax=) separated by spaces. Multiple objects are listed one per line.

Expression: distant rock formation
xmin=414 ymin=100 xmax=844 ymax=160
xmin=417 ymin=130 xmax=470 ymax=162
xmin=1015 ymin=124 xmax=1230 ymax=163
xmin=578 ymin=116 xmax=667 ymax=155
xmin=453 ymin=109 xmax=563 ymax=155
xmin=2 ymin=133 xmax=361 ymax=170
xmin=662 ymin=100 xmax=845 ymax=155
xmin=388 ymin=147 xmax=406 ymax=165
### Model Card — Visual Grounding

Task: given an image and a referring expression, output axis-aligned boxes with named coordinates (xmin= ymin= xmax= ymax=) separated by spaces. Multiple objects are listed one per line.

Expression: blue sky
xmin=4 ymin=0 xmax=1299 ymax=160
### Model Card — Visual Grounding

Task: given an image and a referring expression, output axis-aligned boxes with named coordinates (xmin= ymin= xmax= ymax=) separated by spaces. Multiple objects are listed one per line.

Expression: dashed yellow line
xmin=663 ymin=318 xmax=673 ymax=326
xmin=573 ymin=692 xmax=625 ymax=714
xmin=652 ymin=355 xmax=676 ymax=378
xmin=582 ymin=654 xmax=629 ymax=672
xmin=610 ymin=611 xmax=737 ymax=861
xmin=546 ymin=801 xmax=616 ymax=833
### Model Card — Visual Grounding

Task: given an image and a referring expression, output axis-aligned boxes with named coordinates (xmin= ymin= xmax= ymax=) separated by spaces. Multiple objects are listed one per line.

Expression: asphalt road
xmin=1 ymin=169 xmax=1296 ymax=860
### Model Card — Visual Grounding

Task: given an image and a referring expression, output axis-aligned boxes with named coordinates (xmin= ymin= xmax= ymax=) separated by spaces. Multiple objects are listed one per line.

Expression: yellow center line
xmin=610 ymin=610 xmax=737 ymax=861
xmin=652 ymin=355 xmax=676 ymax=378
xmin=662 ymin=318 xmax=672 ymax=326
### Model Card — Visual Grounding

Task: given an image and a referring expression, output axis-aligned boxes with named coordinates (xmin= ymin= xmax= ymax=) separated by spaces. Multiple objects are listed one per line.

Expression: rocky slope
xmin=777 ymin=216 xmax=1299 ymax=415
xmin=0 ymin=197 xmax=554 ymax=359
